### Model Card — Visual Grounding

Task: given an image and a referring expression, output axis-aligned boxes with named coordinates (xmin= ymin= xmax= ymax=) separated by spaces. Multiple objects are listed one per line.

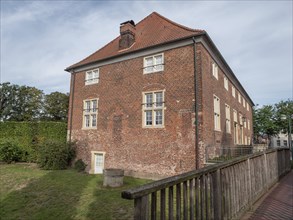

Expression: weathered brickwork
xmin=68 ymin=43 xmax=253 ymax=179
xmin=69 ymin=46 xmax=199 ymax=178
xmin=198 ymin=43 xmax=253 ymax=160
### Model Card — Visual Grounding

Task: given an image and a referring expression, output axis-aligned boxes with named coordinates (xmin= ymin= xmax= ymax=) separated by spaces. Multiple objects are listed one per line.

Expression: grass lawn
xmin=0 ymin=163 xmax=151 ymax=220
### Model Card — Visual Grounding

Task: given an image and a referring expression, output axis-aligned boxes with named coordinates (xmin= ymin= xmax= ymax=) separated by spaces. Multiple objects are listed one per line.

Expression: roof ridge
xmin=151 ymin=11 xmax=204 ymax=33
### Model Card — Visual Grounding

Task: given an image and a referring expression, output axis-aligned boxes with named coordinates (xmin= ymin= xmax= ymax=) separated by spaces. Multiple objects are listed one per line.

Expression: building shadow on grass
xmin=1 ymin=169 xmax=93 ymax=220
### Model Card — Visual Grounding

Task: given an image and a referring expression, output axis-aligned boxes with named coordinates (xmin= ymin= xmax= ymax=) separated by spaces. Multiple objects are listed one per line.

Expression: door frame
xmin=90 ymin=151 xmax=106 ymax=174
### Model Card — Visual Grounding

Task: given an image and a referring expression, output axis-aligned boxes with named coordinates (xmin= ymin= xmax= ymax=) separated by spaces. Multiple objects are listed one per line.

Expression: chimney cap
xmin=120 ymin=20 xmax=135 ymax=26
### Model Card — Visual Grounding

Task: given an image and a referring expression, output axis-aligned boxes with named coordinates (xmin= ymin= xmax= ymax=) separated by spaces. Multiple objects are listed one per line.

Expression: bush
xmin=0 ymin=122 xmax=67 ymax=163
xmin=37 ymin=140 xmax=75 ymax=170
xmin=74 ymin=159 xmax=87 ymax=172
xmin=0 ymin=140 xmax=23 ymax=163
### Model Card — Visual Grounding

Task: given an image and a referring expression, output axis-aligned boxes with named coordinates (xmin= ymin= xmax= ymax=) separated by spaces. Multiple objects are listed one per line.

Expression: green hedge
xmin=0 ymin=122 xmax=67 ymax=162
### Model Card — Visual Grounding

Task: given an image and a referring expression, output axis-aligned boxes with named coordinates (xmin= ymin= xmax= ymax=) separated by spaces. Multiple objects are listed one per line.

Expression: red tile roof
xmin=66 ymin=12 xmax=204 ymax=70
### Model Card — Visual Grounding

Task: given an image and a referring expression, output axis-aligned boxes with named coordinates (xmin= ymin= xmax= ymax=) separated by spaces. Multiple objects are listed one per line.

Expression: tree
xmin=1 ymin=82 xmax=69 ymax=122
xmin=43 ymin=92 xmax=69 ymax=121
xmin=12 ymin=85 xmax=44 ymax=121
xmin=0 ymin=82 xmax=18 ymax=121
xmin=274 ymin=100 xmax=293 ymax=134
xmin=253 ymin=100 xmax=293 ymax=145
xmin=0 ymin=82 xmax=43 ymax=121
xmin=253 ymin=105 xmax=279 ymax=144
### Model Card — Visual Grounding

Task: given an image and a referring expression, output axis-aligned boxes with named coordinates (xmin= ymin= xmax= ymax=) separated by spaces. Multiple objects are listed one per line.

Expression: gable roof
xmin=66 ymin=12 xmax=204 ymax=71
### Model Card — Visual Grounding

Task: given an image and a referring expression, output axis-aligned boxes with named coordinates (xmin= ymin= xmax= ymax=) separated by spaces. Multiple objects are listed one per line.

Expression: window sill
xmin=82 ymin=127 xmax=97 ymax=130
xmin=85 ymin=82 xmax=99 ymax=86
xmin=214 ymin=129 xmax=221 ymax=132
xmin=143 ymin=125 xmax=165 ymax=129
xmin=143 ymin=70 xmax=164 ymax=75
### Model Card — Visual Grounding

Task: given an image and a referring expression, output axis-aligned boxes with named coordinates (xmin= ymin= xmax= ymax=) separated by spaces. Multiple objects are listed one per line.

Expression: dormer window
xmin=143 ymin=54 xmax=164 ymax=74
xmin=85 ymin=69 xmax=99 ymax=85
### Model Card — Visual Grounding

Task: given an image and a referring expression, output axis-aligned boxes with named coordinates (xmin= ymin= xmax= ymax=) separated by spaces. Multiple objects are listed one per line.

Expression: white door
xmin=94 ymin=154 xmax=104 ymax=174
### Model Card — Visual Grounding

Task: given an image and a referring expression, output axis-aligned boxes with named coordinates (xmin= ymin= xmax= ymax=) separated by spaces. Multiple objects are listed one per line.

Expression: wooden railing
xmin=121 ymin=148 xmax=291 ymax=220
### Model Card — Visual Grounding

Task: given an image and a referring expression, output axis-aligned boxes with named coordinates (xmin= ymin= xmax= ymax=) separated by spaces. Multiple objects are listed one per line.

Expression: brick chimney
xmin=119 ymin=20 xmax=135 ymax=50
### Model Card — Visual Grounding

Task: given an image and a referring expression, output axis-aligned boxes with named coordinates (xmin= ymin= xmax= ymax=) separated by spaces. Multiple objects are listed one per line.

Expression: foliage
xmin=0 ymin=82 xmax=43 ymax=121
xmin=274 ymin=100 xmax=293 ymax=134
xmin=37 ymin=140 xmax=75 ymax=170
xmin=0 ymin=140 xmax=23 ymax=163
xmin=253 ymin=100 xmax=293 ymax=144
xmin=74 ymin=159 xmax=87 ymax=172
xmin=0 ymin=82 xmax=18 ymax=121
xmin=0 ymin=163 xmax=151 ymax=220
xmin=43 ymin=92 xmax=69 ymax=121
xmin=0 ymin=82 xmax=69 ymax=122
xmin=0 ymin=122 xmax=67 ymax=162
xmin=253 ymin=105 xmax=279 ymax=137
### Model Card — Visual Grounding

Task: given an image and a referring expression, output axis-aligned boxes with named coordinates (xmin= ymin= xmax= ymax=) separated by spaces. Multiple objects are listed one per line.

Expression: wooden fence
xmin=121 ymin=148 xmax=291 ymax=220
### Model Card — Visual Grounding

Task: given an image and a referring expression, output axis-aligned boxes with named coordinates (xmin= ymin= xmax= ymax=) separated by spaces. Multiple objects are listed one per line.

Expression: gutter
xmin=193 ymin=37 xmax=200 ymax=169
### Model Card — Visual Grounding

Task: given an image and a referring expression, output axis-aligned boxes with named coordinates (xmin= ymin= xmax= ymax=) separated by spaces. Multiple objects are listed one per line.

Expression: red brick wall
xmin=198 ymin=43 xmax=253 ymax=161
xmin=69 ymin=45 xmax=198 ymax=178
xmin=68 ymin=43 xmax=253 ymax=178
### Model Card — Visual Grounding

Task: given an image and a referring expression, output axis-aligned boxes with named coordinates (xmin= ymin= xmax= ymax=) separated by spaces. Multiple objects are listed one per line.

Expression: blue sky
xmin=1 ymin=1 xmax=292 ymax=106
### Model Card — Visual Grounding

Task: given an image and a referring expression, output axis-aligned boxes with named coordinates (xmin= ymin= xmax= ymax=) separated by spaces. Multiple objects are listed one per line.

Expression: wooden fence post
xmin=247 ymin=158 xmax=252 ymax=207
xmin=212 ymin=169 xmax=222 ymax=219
xmin=263 ymin=152 xmax=268 ymax=191
xmin=134 ymin=195 xmax=148 ymax=220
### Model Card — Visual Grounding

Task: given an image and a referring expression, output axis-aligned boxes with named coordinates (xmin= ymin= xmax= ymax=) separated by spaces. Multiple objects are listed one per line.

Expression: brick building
xmin=66 ymin=12 xmax=254 ymax=179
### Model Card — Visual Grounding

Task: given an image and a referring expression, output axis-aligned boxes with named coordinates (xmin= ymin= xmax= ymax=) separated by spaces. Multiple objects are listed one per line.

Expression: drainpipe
xmin=193 ymin=37 xmax=199 ymax=169
xmin=69 ymin=70 xmax=75 ymax=142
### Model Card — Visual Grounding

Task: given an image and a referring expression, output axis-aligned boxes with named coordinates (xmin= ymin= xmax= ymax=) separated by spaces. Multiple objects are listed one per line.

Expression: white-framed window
xmin=142 ymin=91 xmax=165 ymax=127
xmin=248 ymin=137 xmax=251 ymax=145
xmin=233 ymin=109 xmax=238 ymax=144
xmin=143 ymin=53 xmax=164 ymax=74
xmin=245 ymin=136 xmax=247 ymax=145
xmin=225 ymin=104 xmax=231 ymax=133
xmin=238 ymin=93 xmax=241 ymax=103
xmin=277 ymin=140 xmax=281 ymax=146
xmin=224 ymin=76 xmax=229 ymax=91
xmin=233 ymin=110 xmax=238 ymax=123
xmin=239 ymin=113 xmax=243 ymax=126
xmin=83 ymin=99 xmax=98 ymax=128
xmin=214 ymin=95 xmax=221 ymax=130
xmin=284 ymin=140 xmax=288 ymax=146
xmin=232 ymin=86 xmax=236 ymax=98
xmin=243 ymin=98 xmax=246 ymax=108
xmin=247 ymin=103 xmax=250 ymax=112
xmin=85 ymin=69 xmax=99 ymax=85
xmin=247 ymin=119 xmax=250 ymax=130
xmin=239 ymin=113 xmax=244 ymax=144
xmin=212 ymin=62 xmax=218 ymax=79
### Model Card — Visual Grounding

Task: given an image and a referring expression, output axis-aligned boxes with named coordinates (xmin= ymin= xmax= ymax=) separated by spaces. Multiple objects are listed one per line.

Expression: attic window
xmin=143 ymin=54 xmax=164 ymax=74
xmin=85 ymin=69 xmax=99 ymax=85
